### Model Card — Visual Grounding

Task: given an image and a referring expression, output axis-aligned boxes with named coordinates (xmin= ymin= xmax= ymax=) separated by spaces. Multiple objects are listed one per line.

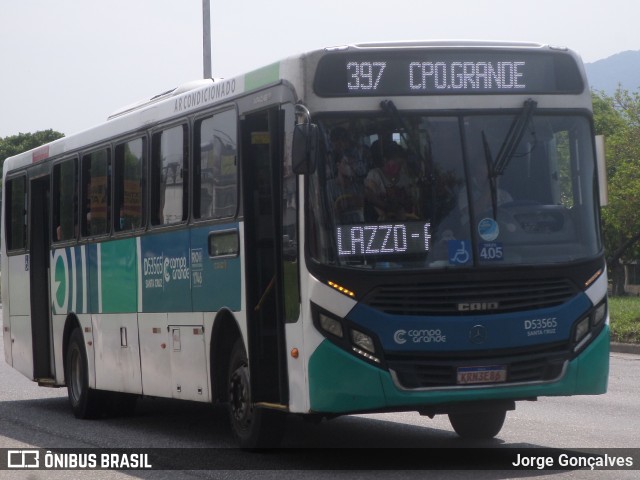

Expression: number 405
xmin=480 ymin=244 xmax=503 ymax=260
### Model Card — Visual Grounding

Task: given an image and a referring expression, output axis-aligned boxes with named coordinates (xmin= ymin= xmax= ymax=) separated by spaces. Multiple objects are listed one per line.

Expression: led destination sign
xmin=337 ymin=222 xmax=431 ymax=257
xmin=314 ymin=50 xmax=583 ymax=97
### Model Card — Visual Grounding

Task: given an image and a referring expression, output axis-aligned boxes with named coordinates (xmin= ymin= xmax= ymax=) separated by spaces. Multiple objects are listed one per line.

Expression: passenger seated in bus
xmin=329 ymin=127 xmax=369 ymax=180
xmin=364 ymin=141 xmax=417 ymax=221
xmin=326 ymin=154 xmax=364 ymax=224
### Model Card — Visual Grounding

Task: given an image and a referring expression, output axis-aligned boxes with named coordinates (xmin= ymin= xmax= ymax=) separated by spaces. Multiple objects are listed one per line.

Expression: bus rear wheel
xmin=227 ymin=338 xmax=285 ymax=448
xmin=65 ymin=328 xmax=106 ymax=419
xmin=448 ymin=409 xmax=506 ymax=439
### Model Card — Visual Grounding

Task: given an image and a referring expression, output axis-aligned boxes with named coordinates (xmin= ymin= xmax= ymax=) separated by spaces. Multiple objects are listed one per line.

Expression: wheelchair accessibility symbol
xmin=448 ymin=240 xmax=471 ymax=265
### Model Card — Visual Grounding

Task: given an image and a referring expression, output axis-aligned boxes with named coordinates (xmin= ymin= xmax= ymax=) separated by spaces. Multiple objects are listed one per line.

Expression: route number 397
xmin=347 ymin=62 xmax=386 ymax=91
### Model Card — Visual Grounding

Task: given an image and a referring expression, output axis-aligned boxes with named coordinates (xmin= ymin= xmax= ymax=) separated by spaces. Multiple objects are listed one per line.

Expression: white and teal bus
xmin=2 ymin=41 xmax=609 ymax=447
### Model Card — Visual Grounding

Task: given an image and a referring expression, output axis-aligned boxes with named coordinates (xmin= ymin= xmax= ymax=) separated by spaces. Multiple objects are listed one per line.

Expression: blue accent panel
xmin=139 ymin=224 xmax=241 ymax=313
xmin=348 ymin=294 xmax=592 ymax=352
xmin=140 ymin=230 xmax=193 ymax=313
xmin=190 ymin=224 xmax=242 ymax=312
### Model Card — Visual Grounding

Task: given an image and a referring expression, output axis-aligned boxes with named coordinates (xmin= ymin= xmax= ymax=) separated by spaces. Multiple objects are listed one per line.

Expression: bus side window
xmin=114 ymin=138 xmax=145 ymax=232
xmin=52 ymin=159 xmax=78 ymax=242
xmin=81 ymin=148 xmax=111 ymax=237
xmin=194 ymin=109 xmax=237 ymax=220
xmin=5 ymin=176 xmax=27 ymax=250
xmin=151 ymin=124 xmax=189 ymax=226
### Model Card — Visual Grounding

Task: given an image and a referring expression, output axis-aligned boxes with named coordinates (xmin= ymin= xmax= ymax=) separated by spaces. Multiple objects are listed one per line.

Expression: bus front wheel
xmin=227 ymin=338 xmax=285 ymax=448
xmin=448 ymin=409 xmax=506 ymax=439
xmin=65 ymin=328 xmax=106 ymax=419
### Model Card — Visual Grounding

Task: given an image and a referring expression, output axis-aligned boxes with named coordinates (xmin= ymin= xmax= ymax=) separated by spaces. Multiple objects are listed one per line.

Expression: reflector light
xmin=585 ymin=269 xmax=603 ymax=287
xmin=328 ymin=281 xmax=356 ymax=298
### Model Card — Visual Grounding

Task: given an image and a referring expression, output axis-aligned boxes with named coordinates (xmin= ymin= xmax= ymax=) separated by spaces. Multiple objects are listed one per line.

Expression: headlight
xmin=592 ymin=301 xmax=607 ymax=328
xmin=319 ymin=313 xmax=344 ymax=338
xmin=312 ymin=304 xmax=384 ymax=366
xmin=574 ymin=316 xmax=590 ymax=343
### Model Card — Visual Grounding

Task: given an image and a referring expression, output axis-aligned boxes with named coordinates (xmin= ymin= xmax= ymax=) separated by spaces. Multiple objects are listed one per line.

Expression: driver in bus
xmin=364 ymin=141 xmax=417 ymax=221
xmin=326 ymin=153 xmax=365 ymax=224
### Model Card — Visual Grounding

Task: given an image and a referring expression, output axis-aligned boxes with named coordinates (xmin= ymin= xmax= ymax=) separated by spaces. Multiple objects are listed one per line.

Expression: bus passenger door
xmin=29 ymin=175 xmax=54 ymax=381
xmin=241 ymin=107 xmax=289 ymax=406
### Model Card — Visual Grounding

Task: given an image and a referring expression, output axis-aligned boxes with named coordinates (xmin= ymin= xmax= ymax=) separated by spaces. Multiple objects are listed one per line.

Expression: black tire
xmin=65 ymin=328 xmax=107 ymax=419
xmin=227 ymin=338 xmax=285 ymax=448
xmin=448 ymin=409 xmax=507 ymax=439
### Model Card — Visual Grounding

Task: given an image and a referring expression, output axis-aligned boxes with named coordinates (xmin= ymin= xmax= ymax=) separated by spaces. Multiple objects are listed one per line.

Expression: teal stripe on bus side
xmin=100 ymin=238 xmax=138 ymax=313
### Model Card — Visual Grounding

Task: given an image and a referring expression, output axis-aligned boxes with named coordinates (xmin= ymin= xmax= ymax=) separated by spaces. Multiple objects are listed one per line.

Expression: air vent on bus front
xmin=361 ymin=278 xmax=577 ymax=316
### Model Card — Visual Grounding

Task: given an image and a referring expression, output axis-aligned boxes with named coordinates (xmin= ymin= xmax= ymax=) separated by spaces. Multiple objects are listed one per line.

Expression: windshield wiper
xmin=481 ymin=130 xmax=498 ymax=219
xmin=481 ymin=99 xmax=537 ymax=218
xmin=492 ymin=99 xmax=537 ymax=176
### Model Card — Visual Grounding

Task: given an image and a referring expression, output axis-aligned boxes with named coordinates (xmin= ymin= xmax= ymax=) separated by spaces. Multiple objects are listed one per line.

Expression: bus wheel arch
xmin=210 ymin=311 xmax=285 ymax=447
xmin=210 ymin=309 xmax=243 ymax=404
xmin=64 ymin=321 xmax=107 ymax=419
xmin=227 ymin=337 xmax=285 ymax=448
xmin=62 ymin=313 xmax=82 ymax=380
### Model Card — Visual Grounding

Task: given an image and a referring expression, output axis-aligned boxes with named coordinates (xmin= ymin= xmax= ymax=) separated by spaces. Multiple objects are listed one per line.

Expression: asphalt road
xmin=0 ymin=308 xmax=638 ymax=479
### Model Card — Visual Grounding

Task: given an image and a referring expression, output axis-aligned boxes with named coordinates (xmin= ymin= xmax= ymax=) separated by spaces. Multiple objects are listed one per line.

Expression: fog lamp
xmin=319 ymin=313 xmax=343 ymax=338
xmin=351 ymin=329 xmax=375 ymax=353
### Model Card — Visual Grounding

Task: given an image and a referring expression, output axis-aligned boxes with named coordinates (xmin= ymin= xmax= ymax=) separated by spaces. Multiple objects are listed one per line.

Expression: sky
xmin=1 ymin=0 xmax=639 ymax=138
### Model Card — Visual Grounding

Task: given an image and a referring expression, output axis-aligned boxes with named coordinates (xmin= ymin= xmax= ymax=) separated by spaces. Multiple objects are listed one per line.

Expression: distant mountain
xmin=585 ymin=50 xmax=640 ymax=95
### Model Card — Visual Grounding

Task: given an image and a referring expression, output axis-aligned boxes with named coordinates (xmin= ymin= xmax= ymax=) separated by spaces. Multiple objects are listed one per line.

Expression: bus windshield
xmin=309 ymin=112 xmax=600 ymax=270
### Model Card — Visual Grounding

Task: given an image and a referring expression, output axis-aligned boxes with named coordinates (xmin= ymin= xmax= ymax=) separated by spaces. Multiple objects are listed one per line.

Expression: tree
xmin=593 ymin=88 xmax=640 ymax=295
xmin=0 ymin=129 xmax=65 ymax=177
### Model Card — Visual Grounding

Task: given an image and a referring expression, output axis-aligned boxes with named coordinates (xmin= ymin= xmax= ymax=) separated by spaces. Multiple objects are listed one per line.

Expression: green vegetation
xmin=0 ymin=129 xmax=64 ymax=176
xmin=609 ymin=296 xmax=640 ymax=343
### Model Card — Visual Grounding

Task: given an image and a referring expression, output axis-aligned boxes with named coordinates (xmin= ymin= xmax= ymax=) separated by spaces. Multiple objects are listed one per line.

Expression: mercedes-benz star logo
xmin=469 ymin=325 xmax=487 ymax=344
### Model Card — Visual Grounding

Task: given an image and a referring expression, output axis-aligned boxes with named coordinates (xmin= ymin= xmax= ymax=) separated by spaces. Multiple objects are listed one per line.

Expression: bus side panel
xmin=138 ymin=313 xmax=172 ymax=398
xmin=8 ymin=316 xmax=33 ymax=380
xmin=168 ymin=312 xmax=210 ymax=402
xmin=7 ymin=254 xmax=33 ymax=378
xmin=89 ymin=238 xmax=143 ymax=394
xmin=8 ymin=254 xmax=30 ymax=317
xmin=3 ymin=320 xmax=11 ymax=367
xmin=92 ymin=313 xmax=143 ymax=394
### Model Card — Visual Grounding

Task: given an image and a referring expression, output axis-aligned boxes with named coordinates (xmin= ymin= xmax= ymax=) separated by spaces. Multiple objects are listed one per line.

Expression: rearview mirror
xmin=595 ymin=135 xmax=607 ymax=206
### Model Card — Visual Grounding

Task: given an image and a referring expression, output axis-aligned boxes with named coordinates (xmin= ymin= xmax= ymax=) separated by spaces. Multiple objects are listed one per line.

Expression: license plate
xmin=457 ymin=365 xmax=507 ymax=385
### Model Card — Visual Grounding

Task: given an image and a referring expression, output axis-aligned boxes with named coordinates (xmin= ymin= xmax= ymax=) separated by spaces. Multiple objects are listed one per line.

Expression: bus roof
xmin=3 ymin=40 xmax=586 ymax=176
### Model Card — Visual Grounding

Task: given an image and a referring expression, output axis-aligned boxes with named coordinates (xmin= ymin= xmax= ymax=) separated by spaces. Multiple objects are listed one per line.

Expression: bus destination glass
xmin=313 ymin=50 xmax=584 ymax=97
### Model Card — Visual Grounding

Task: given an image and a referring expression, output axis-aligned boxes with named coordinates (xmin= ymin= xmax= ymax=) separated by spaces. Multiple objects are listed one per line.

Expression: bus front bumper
xmin=308 ymin=325 xmax=610 ymax=413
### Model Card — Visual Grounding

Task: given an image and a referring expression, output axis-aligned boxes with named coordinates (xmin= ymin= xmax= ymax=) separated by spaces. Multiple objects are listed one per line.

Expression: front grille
xmin=387 ymin=343 xmax=569 ymax=389
xmin=362 ymin=278 xmax=577 ymax=316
